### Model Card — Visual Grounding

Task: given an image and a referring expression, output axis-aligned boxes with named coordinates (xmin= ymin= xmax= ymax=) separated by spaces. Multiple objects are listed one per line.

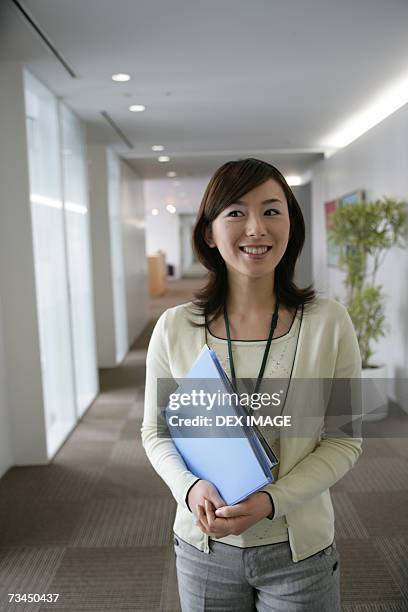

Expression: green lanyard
xmin=223 ymin=298 xmax=280 ymax=396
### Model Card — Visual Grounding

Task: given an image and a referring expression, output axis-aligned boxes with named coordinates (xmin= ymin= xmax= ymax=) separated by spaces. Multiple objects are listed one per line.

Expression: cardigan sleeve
xmin=260 ymin=305 xmax=363 ymax=520
xmin=140 ymin=310 xmax=199 ymax=510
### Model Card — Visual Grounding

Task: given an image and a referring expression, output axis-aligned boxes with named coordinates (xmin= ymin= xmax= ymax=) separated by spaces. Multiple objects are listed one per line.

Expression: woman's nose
xmin=245 ymin=214 xmax=267 ymax=236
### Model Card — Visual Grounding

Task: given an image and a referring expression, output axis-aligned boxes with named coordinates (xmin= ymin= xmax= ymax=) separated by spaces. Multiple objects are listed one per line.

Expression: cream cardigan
xmin=141 ymin=296 xmax=362 ymax=562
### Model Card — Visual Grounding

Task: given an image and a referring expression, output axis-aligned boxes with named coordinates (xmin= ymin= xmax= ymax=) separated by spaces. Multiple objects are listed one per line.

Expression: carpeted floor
xmin=0 ymin=277 xmax=407 ymax=611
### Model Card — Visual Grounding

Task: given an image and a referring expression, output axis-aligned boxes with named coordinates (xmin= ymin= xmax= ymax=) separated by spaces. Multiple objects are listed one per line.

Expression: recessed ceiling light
xmin=158 ymin=156 xmax=170 ymax=162
xmin=285 ymin=175 xmax=302 ymax=186
xmin=166 ymin=204 xmax=176 ymax=213
xmin=112 ymin=73 xmax=131 ymax=82
xmin=152 ymin=208 xmax=159 ymax=216
xmin=129 ymin=104 xmax=146 ymax=112
xmin=152 ymin=145 xmax=164 ymax=151
xmin=166 ymin=171 xmax=177 ymax=178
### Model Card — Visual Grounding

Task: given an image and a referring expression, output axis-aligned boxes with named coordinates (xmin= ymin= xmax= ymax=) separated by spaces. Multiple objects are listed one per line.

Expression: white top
xmin=141 ymin=296 xmax=363 ymax=562
xmin=206 ymin=310 xmax=301 ymax=546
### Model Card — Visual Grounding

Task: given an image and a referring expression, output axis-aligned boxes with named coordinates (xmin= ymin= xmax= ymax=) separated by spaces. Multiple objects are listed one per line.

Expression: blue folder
xmin=165 ymin=345 xmax=278 ymax=506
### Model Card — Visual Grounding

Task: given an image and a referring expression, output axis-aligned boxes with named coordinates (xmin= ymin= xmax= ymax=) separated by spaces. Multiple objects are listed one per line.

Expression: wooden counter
xmin=148 ymin=253 xmax=167 ymax=296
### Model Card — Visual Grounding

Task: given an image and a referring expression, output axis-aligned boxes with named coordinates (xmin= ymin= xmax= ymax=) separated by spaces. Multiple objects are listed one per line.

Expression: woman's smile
xmin=239 ymin=245 xmax=273 ymax=259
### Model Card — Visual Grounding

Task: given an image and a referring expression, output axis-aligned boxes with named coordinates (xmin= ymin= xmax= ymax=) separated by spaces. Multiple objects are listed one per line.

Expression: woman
xmin=142 ymin=158 xmax=362 ymax=611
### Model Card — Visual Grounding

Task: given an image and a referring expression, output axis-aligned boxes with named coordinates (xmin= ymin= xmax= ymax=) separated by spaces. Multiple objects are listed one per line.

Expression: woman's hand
xmin=187 ymin=479 xmax=226 ymax=518
xmin=196 ymin=492 xmax=274 ymax=538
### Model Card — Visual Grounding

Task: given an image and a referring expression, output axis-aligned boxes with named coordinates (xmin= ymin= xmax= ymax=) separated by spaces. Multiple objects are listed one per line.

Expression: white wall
xmin=88 ymin=145 xmax=150 ymax=365
xmin=146 ymin=211 xmax=181 ymax=278
xmin=107 ymin=149 xmax=128 ymax=363
xmin=179 ymin=214 xmax=197 ymax=273
xmin=292 ymin=182 xmax=313 ymax=288
xmin=144 ymin=176 xmax=209 ymax=279
xmin=311 ymin=103 xmax=408 ymax=408
xmin=87 ymin=144 xmax=117 ymax=366
xmin=25 ymin=71 xmax=78 ymax=457
xmin=0 ymin=62 xmax=48 ymax=465
xmin=0 ymin=294 xmax=13 ymax=478
xmin=0 ymin=63 xmax=101 ymax=467
xmin=60 ymin=104 xmax=99 ymax=418
xmin=120 ymin=161 xmax=149 ymax=345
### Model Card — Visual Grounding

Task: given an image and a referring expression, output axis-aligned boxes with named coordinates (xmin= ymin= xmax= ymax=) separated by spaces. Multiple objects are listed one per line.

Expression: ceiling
xmin=1 ymin=0 xmax=408 ymax=179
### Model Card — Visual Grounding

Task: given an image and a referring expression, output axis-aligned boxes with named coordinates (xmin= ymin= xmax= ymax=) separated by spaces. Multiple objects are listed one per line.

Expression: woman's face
xmin=207 ymin=178 xmax=290 ymax=279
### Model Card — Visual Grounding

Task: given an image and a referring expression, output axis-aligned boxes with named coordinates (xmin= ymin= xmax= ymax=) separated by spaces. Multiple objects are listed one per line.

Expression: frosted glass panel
xmin=107 ymin=150 xmax=128 ymax=362
xmin=60 ymin=104 xmax=98 ymax=417
xmin=24 ymin=71 xmax=76 ymax=456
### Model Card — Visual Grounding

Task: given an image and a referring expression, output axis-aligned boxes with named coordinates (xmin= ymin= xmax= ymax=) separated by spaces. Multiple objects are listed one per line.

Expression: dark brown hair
xmin=191 ymin=158 xmax=315 ymax=326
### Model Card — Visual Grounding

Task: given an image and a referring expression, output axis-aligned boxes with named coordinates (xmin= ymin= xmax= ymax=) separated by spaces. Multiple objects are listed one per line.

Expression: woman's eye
xmin=225 ymin=208 xmax=279 ymax=217
xmin=226 ymin=210 xmax=244 ymax=217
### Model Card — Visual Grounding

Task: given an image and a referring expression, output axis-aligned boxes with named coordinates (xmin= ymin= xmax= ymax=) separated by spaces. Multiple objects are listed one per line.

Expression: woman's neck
xmin=226 ymin=272 xmax=276 ymax=317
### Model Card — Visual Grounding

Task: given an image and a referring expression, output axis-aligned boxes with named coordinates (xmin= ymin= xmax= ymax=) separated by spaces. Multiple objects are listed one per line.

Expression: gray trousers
xmin=173 ymin=535 xmax=340 ymax=612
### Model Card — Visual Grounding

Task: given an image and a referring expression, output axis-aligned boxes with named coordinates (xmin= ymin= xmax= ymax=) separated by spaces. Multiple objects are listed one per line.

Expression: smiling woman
xmin=190 ymin=159 xmax=315 ymax=344
xmin=211 ymin=182 xmax=288 ymax=268
xmin=191 ymin=159 xmax=315 ymax=335
xmin=142 ymin=158 xmax=362 ymax=612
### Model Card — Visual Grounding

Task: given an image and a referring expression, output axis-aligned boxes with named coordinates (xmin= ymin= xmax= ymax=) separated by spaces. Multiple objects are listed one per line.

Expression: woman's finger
xmin=198 ymin=520 xmax=210 ymax=534
xmin=215 ymin=503 xmax=246 ymax=518
xmin=196 ymin=503 xmax=209 ymax=530
xmin=195 ymin=502 xmax=231 ymax=538
xmin=195 ymin=511 xmax=210 ymax=534
xmin=205 ymin=499 xmax=216 ymax=527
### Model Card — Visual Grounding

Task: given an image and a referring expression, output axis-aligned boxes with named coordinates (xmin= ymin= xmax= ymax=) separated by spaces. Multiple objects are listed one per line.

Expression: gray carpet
xmin=0 ymin=280 xmax=407 ymax=611
xmin=0 ymin=350 xmax=178 ymax=612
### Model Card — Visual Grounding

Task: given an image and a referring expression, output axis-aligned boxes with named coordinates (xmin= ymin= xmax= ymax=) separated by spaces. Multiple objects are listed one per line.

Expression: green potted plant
xmin=329 ymin=197 xmax=407 ymax=420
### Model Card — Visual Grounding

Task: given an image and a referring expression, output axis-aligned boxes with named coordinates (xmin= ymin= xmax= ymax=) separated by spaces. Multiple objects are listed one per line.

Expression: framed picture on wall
xmin=339 ymin=190 xmax=366 ymax=259
xmin=339 ymin=190 xmax=366 ymax=207
xmin=324 ymin=199 xmax=340 ymax=267
xmin=325 ymin=190 xmax=366 ymax=268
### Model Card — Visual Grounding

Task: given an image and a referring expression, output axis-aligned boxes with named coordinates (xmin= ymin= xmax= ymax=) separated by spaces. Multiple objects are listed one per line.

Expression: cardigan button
xmin=173 ymin=536 xmax=179 ymax=546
